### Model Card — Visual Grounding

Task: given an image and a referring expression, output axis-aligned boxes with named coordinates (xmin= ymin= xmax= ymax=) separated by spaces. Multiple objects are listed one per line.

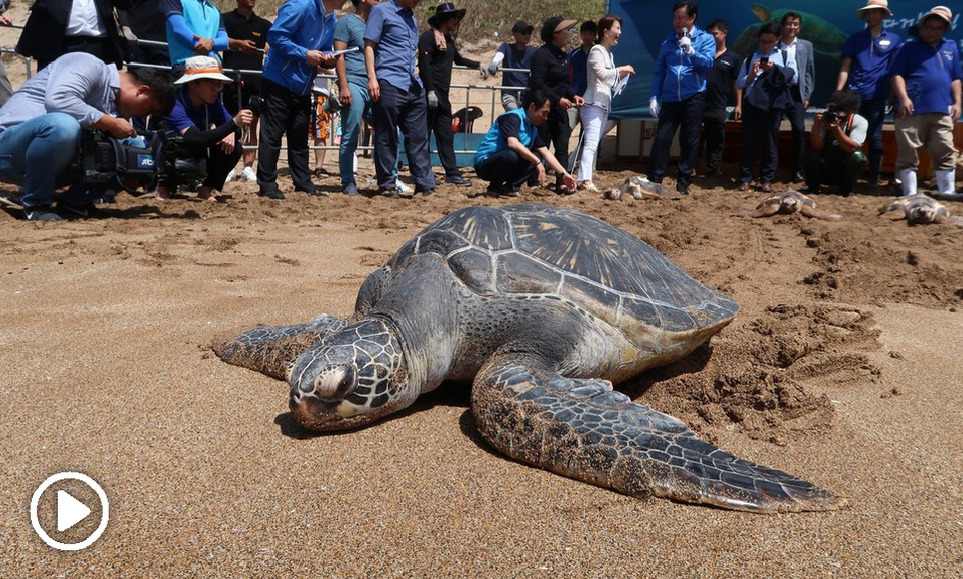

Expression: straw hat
xmin=174 ymin=55 xmax=233 ymax=85
xmin=920 ymin=5 xmax=953 ymax=25
xmin=856 ymin=0 xmax=892 ymax=17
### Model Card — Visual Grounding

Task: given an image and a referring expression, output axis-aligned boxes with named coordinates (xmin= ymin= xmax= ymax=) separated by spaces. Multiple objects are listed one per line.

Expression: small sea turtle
xmin=879 ymin=195 xmax=963 ymax=226
xmin=216 ymin=204 xmax=840 ymax=513
xmin=604 ymin=176 xmax=663 ymax=201
xmin=750 ymin=190 xmax=842 ymax=221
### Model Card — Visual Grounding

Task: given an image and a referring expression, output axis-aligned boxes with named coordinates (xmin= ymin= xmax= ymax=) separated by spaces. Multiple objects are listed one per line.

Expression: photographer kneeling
xmin=0 ymin=52 xmax=174 ymax=221
xmin=804 ymin=90 xmax=868 ymax=196
xmin=157 ymin=56 xmax=253 ymax=202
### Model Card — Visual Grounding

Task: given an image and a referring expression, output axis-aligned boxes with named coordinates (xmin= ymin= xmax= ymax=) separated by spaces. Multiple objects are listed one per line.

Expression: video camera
xmin=70 ymin=129 xmax=206 ymax=195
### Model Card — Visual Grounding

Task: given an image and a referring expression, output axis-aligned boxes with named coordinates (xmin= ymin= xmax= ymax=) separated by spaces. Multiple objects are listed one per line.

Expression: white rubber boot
xmin=897 ymin=169 xmax=917 ymax=196
xmin=935 ymin=169 xmax=958 ymax=198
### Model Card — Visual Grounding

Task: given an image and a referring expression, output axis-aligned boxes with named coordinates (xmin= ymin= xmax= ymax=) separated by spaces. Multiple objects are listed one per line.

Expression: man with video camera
xmin=803 ymin=89 xmax=868 ymax=196
xmin=156 ymin=55 xmax=255 ymax=202
xmin=0 ymin=52 xmax=174 ymax=221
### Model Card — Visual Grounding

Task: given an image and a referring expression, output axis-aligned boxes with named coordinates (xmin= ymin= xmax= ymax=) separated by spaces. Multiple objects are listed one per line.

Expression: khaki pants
xmin=894 ymin=113 xmax=958 ymax=172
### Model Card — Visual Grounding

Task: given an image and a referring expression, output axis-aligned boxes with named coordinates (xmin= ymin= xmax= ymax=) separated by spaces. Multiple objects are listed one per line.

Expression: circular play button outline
xmin=30 ymin=472 xmax=109 ymax=551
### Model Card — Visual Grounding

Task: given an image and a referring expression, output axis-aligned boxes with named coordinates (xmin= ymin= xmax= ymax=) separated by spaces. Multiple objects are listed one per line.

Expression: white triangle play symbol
xmin=56 ymin=490 xmax=92 ymax=532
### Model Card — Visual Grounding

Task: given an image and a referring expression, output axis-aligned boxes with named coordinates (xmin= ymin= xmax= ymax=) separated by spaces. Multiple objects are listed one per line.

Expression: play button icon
xmin=56 ymin=490 xmax=92 ymax=532
xmin=31 ymin=472 xmax=109 ymax=551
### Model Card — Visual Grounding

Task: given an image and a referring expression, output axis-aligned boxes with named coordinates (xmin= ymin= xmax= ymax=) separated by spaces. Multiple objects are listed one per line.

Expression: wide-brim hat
xmin=856 ymin=0 xmax=892 ymax=17
xmin=174 ymin=55 xmax=233 ymax=85
xmin=428 ymin=3 xmax=466 ymax=27
xmin=540 ymin=16 xmax=577 ymax=43
xmin=919 ymin=5 xmax=953 ymax=25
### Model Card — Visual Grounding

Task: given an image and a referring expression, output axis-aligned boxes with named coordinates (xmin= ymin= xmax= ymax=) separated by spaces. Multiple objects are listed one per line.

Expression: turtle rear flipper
xmin=213 ymin=315 xmax=348 ymax=380
xmin=799 ymin=205 xmax=842 ymax=221
xmin=749 ymin=202 xmax=781 ymax=218
xmin=471 ymin=355 xmax=843 ymax=513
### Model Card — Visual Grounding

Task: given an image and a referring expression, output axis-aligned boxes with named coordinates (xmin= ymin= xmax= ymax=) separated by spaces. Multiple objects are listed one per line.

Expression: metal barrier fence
xmin=0 ymin=32 xmax=529 ymax=156
xmin=0 ymin=23 xmax=32 ymax=80
xmin=127 ymin=38 xmax=528 ymax=155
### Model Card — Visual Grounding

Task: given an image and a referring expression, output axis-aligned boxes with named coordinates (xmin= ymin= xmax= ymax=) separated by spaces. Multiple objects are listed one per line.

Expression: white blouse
xmin=583 ymin=44 xmax=618 ymax=111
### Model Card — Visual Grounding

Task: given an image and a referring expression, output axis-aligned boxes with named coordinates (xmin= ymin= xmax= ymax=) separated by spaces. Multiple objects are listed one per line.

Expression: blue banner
xmin=609 ymin=0 xmax=963 ymax=118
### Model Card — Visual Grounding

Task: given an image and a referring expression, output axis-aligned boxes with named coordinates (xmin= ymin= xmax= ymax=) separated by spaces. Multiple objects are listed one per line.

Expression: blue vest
xmin=474 ymin=108 xmax=538 ymax=165
xmin=167 ymin=0 xmax=221 ymax=65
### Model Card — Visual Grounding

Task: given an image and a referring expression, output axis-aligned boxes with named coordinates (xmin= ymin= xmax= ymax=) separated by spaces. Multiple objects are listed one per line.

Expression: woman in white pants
xmin=577 ymin=15 xmax=634 ymax=192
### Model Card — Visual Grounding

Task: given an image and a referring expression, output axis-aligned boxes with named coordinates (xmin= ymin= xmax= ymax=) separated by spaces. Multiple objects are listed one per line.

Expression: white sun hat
xmin=174 ymin=55 xmax=234 ymax=85
xmin=856 ymin=0 xmax=893 ymax=18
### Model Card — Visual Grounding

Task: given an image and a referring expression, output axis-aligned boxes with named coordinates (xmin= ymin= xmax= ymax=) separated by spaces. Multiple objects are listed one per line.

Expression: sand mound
xmin=631 ymin=302 xmax=881 ymax=445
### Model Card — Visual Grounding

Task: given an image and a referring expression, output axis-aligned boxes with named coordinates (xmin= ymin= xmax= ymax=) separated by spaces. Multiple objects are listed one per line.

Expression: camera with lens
xmin=70 ymin=129 xmax=207 ymax=195
xmin=70 ymin=129 xmax=161 ymax=195
xmin=823 ymin=109 xmax=846 ymax=126
xmin=247 ymin=94 xmax=265 ymax=115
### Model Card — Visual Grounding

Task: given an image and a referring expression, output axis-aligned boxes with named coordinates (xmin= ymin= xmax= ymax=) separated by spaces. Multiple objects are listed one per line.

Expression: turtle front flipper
xmin=471 ymin=356 xmax=843 ymax=513
xmin=214 ymin=315 xmax=348 ymax=380
xmin=799 ymin=205 xmax=843 ymax=221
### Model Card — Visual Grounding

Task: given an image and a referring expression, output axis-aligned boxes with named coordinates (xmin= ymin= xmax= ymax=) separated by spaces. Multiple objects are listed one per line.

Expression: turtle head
xmin=907 ymin=204 xmax=937 ymax=225
xmin=287 ymin=319 xmax=412 ymax=432
xmin=780 ymin=195 xmax=801 ymax=213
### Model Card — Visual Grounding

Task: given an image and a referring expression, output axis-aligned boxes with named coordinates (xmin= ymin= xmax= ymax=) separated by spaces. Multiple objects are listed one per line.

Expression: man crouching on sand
xmin=0 ymin=52 xmax=175 ymax=221
xmin=473 ymin=89 xmax=576 ymax=196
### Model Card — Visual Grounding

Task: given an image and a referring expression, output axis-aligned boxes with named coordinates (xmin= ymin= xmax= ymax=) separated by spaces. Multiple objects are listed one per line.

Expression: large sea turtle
xmin=733 ymin=5 xmax=847 ymax=59
xmin=215 ymin=204 xmax=840 ymax=513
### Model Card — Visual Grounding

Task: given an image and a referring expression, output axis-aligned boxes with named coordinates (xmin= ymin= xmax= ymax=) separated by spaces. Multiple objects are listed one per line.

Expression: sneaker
xmin=343 ymin=183 xmax=360 ymax=196
xmin=24 ymin=206 xmax=63 ymax=221
xmin=394 ymin=179 xmax=413 ymax=195
xmin=676 ymin=182 xmax=689 ymax=196
xmin=446 ymin=174 xmax=471 ymax=187
xmin=486 ymin=182 xmax=506 ymax=196
xmin=257 ymin=188 xmax=285 ymax=200
xmin=225 ymin=168 xmax=237 ymax=182
xmin=578 ymin=181 xmax=600 ymax=193
xmin=415 ymin=185 xmax=434 ymax=197
xmin=240 ymin=166 xmax=257 ymax=182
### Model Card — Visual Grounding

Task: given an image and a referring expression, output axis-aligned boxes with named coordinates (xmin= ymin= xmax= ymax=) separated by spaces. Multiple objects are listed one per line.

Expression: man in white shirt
xmin=776 ymin=11 xmax=815 ymax=182
xmin=804 ymin=90 xmax=869 ymax=196
xmin=16 ymin=0 xmax=132 ymax=70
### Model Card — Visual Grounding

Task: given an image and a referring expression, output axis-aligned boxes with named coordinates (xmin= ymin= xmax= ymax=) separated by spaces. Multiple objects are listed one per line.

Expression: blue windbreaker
xmin=261 ymin=0 xmax=336 ymax=95
xmin=650 ymin=26 xmax=716 ymax=103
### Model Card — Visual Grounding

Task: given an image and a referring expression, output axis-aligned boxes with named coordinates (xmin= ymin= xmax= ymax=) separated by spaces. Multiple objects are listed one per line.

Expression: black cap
xmin=512 ymin=20 xmax=534 ymax=35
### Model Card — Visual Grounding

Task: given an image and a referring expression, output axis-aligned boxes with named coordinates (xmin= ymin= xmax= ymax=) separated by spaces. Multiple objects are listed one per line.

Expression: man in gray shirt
xmin=0 ymin=52 xmax=174 ymax=220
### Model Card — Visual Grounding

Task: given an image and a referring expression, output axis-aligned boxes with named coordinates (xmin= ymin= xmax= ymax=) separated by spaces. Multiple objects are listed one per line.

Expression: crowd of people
xmin=0 ymin=0 xmax=959 ymax=220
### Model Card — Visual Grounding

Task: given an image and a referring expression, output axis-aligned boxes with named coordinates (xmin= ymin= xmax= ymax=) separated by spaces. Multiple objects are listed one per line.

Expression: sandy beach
xmin=1 ymin=170 xmax=961 ymax=576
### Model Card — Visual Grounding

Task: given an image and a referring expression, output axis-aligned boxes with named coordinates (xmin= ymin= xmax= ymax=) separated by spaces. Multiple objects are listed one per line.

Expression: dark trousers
xmin=38 ymin=36 xmax=117 ymax=70
xmin=428 ymin=92 xmax=460 ymax=178
xmin=702 ymin=109 xmax=726 ymax=173
xmin=781 ymin=85 xmax=806 ymax=176
xmin=159 ymin=141 xmax=243 ymax=192
xmin=538 ymin=108 xmax=573 ymax=171
xmin=257 ymin=78 xmax=312 ymax=194
xmin=373 ymin=81 xmax=434 ymax=190
xmin=647 ymin=91 xmax=705 ymax=188
xmin=474 ymin=149 xmax=537 ymax=189
xmin=740 ymin=103 xmax=782 ymax=184
xmin=859 ymin=98 xmax=887 ymax=182
xmin=805 ymin=147 xmax=867 ymax=195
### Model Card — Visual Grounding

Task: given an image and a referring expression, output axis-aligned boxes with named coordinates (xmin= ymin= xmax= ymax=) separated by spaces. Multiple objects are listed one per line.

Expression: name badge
xmin=878 ymin=39 xmax=891 ymax=47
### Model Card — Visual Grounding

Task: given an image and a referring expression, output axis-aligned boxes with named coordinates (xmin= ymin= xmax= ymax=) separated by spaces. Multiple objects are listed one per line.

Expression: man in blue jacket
xmin=255 ymin=0 xmax=339 ymax=199
xmin=646 ymin=0 xmax=715 ymax=195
